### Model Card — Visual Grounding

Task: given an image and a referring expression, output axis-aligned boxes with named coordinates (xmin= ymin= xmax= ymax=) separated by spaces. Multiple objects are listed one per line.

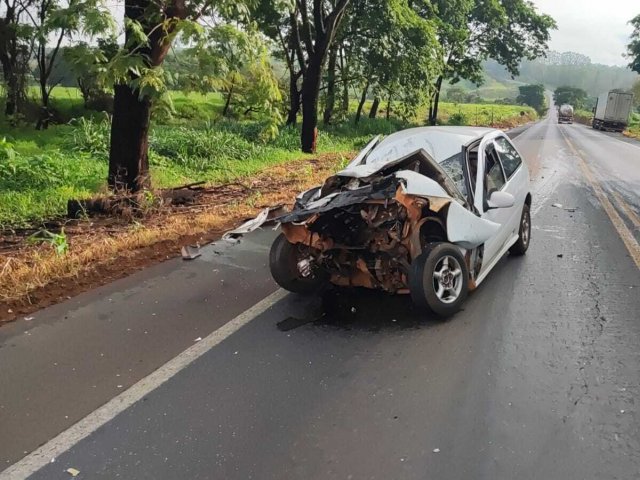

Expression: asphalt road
xmin=2 ymin=110 xmax=640 ymax=479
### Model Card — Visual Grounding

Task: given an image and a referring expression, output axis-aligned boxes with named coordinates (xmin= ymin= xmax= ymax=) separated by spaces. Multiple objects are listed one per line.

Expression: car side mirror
xmin=486 ymin=191 xmax=515 ymax=209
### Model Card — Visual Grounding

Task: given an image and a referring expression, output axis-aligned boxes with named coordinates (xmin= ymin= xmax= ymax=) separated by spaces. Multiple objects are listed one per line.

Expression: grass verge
xmin=0 ymin=152 xmax=348 ymax=322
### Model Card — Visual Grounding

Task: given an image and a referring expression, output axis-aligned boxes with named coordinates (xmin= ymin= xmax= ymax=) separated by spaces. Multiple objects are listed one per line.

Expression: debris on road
xmin=433 ymin=448 xmax=440 ymax=453
xmin=194 ymin=337 xmax=202 ymax=342
xmin=552 ymin=203 xmax=577 ymax=212
xmin=24 ymin=316 xmax=34 ymax=321
xmin=222 ymin=206 xmax=285 ymax=243
xmin=66 ymin=467 xmax=80 ymax=476
xmin=557 ymin=254 xmax=563 ymax=258
xmin=181 ymin=244 xmax=201 ymax=260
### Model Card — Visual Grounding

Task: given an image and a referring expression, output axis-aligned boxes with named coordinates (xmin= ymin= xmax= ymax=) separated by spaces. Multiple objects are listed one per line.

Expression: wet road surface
xmin=1 ymin=111 xmax=640 ymax=479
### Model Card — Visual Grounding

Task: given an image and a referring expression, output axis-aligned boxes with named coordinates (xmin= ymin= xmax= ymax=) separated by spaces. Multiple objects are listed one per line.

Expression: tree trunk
xmin=354 ymin=80 xmax=369 ymax=124
xmin=369 ymin=97 xmax=379 ymax=119
xmin=36 ymin=79 xmax=50 ymax=130
xmin=222 ymin=82 xmax=234 ymax=117
xmin=107 ymin=0 xmax=179 ymax=191
xmin=300 ymin=55 xmax=323 ymax=153
xmin=286 ymin=70 xmax=300 ymax=126
xmin=339 ymin=46 xmax=349 ymax=115
xmin=385 ymin=93 xmax=392 ymax=120
xmin=322 ymin=47 xmax=337 ymax=125
xmin=3 ymin=65 xmax=17 ymax=116
xmin=428 ymin=76 xmax=444 ymax=126
xmin=108 ymin=83 xmax=151 ymax=192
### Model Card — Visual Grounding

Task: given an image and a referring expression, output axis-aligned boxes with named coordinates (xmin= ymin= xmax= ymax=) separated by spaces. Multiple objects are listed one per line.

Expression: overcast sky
xmin=532 ymin=0 xmax=638 ymax=66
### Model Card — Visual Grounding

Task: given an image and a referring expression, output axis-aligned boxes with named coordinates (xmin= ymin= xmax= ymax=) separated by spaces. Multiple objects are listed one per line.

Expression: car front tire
xmin=269 ymin=233 xmax=327 ymax=294
xmin=409 ymin=242 xmax=469 ymax=318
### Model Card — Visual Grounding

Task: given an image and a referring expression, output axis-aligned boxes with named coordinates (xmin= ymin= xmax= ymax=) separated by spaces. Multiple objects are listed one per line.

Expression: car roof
xmin=365 ymin=126 xmax=498 ymax=166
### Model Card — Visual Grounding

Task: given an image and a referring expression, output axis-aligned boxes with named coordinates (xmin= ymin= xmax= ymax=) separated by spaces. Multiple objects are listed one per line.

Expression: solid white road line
xmin=0 ymin=288 xmax=288 ymax=480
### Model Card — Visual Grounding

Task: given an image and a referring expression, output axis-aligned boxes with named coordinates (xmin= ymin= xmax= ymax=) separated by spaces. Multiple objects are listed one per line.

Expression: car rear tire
xmin=269 ymin=233 xmax=327 ymax=294
xmin=409 ymin=243 xmax=469 ymax=318
xmin=509 ymin=203 xmax=531 ymax=256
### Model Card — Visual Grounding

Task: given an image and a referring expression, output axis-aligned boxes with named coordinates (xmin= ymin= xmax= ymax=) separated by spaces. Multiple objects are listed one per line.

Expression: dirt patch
xmin=0 ymin=153 xmax=349 ymax=325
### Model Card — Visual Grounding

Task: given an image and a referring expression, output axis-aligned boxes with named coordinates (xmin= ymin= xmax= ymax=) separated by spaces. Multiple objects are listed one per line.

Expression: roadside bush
xmin=65 ymin=116 xmax=111 ymax=157
xmin=0 ymin=150 xmax=105 ymax=192
xmin=448 ymin=112 xmax=468 ymax=126
xmin=150 ymin=126 xmax=264 ymax=173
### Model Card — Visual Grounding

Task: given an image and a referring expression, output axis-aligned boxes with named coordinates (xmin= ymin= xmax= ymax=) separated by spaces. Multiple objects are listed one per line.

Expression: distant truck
xmin=592 ymin=91 xmax=634 ymax=132
xmin=558 ymin=104 xmax=574 ymax=124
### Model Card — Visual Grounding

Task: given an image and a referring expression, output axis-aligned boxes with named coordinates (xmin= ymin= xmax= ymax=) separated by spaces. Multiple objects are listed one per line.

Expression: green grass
xmin=627 ymin=112 xmax=640 ymax=138
xmin=428 ymin=102 xmax=537 ymax=127
xmin=0 ymin=86 xmax=534 ymax=228
xmin=0 ymin=111 xmax=400 ymax=227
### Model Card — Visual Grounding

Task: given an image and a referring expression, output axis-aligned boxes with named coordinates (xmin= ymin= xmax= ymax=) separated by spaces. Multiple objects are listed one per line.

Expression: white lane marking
xmin=0 ymin=288 xmax=288 ymax=480
xmin=558 ymin=129 xmax=640 ymax=270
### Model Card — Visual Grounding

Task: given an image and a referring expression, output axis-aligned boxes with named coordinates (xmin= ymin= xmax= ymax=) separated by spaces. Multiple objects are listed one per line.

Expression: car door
xmin=474 ymin=135 xmax=513 ymax=271
xmin=494 ymin=135 xmax=528 ymax=239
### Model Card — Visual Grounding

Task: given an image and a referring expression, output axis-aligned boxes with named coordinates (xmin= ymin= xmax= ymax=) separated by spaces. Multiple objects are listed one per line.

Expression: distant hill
xmin=443 ymin=51 xmax=639 ymax=102
xmin=485 ymin=51 xmax=639 ymax=98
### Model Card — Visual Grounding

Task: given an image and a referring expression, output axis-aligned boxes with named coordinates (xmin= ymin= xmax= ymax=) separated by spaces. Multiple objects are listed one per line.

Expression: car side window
xmin=484 ymin=145 xmax=506 ymax=202
xmin=494 ymin=136 xmax=522 ymax=179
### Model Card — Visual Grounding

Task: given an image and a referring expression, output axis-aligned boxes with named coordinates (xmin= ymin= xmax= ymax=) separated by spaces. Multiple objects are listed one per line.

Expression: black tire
xmin=509 ymin=203 xmax=531 ymax=256
xmin=409 ymin=242 xmax=469 ymax=318
xmin=269 ymin=233 xmax=327 ymax=294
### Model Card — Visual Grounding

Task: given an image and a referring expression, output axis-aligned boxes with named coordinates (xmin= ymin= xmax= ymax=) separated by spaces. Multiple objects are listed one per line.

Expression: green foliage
xmin=553 ymin=86 xmax=588 ymax=109
xmin=65 ymin=117 xmax=111 ymax=156
xmin=632 ymin=80 xmax=640 ymax=109
xmin=27 ymin=229 xmax=69 ymax=255
xmin=429 ymin=0 xmax=556 ymax=83
xmin=434 ymin=102 xmax=537 ymax=126
xmin=628 ymin=14 xmax=640 ymax=74
xmin=517 ymin=84 xmax=545 ymax=113
xmin=447 ymin=112 xmax=468 ymax=125
xmin=63 ymin=38 xmax=118 ymax=110
xmin=346 ymin=0 xmax=443 ymax=118
xmin=32 ymin=0 xmax=116 ymax=109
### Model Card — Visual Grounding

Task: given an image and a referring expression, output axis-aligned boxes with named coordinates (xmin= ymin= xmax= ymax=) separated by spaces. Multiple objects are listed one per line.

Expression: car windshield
xmin=439 ymin=152 xmax=467 ymax=197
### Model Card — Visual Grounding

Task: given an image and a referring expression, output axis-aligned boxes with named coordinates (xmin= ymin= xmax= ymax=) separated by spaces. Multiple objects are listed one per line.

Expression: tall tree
xmin=553 ymin=85 xmax=587 ymax=109
xmin=296 ymin=0 xmax=350 ymax=152
xmin=106 ymin=0 xmax=250 ymax=192
xmin=422 ymin=0 xmax=556 ymax=125
xmin=627 ymin=14 xmax=640 ymax=74
xmin=250 ymin=0 xmax=306 ymax=126
xmin=30 ymin=0 xmax=114 ymax=128
xmin=0 ymin=0 xmax=34 ymax=117
xmin=517 ymin=84 xmax=545 ymax=113
xmin=339 ymin=0 xmax=442 ymax=124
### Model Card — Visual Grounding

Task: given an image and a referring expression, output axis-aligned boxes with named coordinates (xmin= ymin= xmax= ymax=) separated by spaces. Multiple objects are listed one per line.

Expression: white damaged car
xmin=229 ymin=126 xmax=531 ymax=317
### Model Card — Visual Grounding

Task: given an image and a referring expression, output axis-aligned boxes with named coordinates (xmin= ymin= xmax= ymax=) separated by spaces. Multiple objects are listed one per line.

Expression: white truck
xmin=558 ymin=104 xmax=574 ymax=124
xmin=592 ymin=91 xmax=634 ymax=132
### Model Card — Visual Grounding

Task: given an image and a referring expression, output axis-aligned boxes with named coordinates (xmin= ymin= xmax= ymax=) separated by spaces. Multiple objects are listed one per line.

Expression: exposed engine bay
xmin=225 ymin=146 xmax=501 ymax=293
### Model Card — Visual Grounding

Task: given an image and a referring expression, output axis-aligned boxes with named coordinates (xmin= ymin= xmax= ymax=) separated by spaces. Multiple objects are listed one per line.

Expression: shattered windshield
xmin=439 ymin=152 xmax=467 ymax=197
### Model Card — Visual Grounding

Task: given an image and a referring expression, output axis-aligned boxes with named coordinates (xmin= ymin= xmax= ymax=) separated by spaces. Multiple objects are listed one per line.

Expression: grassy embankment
xmin=627 ymin=112 xmax=640 ymax=138
xmin=0 ymin=88 xmax=535 ymax=228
